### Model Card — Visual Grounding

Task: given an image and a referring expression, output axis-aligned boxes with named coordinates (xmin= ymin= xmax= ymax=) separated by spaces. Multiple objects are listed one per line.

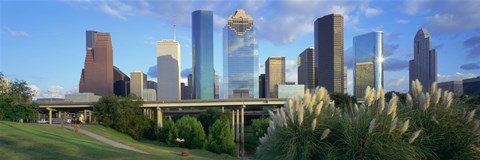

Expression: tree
xmin=385 ymin=91 xmax=406 ymax=103
xmin=330 ymin=92 xmax=356 ymax=111
xmin=198 ymin=108 xmax=229 ymax=133
xmin=176 ymin=116 xmax=206 ymax=149
xmin=94 ymin=95 xmax=152 ymax=140
xmin=0 ymin=72 xmax=38 ymax=122
xmin=251 ymin=118 xmax=269 ymax=139
xmin=206 ymin=119 xmax=236 ymax=156
xmin=158 ymin=119 xmax=178 ymax=146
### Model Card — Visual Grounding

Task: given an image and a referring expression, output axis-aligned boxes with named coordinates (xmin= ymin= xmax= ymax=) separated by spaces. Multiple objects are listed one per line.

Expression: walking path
xmin=66 ymin=126 xmax=149 ymax=154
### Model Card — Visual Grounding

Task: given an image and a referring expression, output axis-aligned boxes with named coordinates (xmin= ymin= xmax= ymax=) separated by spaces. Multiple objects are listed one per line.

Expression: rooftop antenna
xmin=173 ymin=16 xmax=176 ymax=41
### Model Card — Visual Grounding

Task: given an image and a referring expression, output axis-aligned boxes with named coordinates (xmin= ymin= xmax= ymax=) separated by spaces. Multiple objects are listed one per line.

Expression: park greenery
xmin=0 ymin=72 xmax=38 ymax=122
xmin=256 ymin=80 xmax=480 ymax=160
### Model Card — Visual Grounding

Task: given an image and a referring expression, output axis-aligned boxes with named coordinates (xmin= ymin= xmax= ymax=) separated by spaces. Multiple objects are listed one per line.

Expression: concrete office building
xmin=192 ymin=10 xmax=215 ymax=99
xmin=353 ymin=31 xmax=384 ymax=99
xmin=181 ymin=83 xmax=192 ymax=100
xmin=79 ymin=31 xmax=114 ymax=96
xmin=409 ymin=28 xmax=437 ymax=92
xmin=314 ymin=14 xmax=344 ymax=93
xmin=265 ymin=57 xmax=286 ymax=98
xmin=277 ymin=84 xmax=305 ymax=98
xmin=438 ymin=81 xmax=463 ymax=96
xmin=130 ymin=71 xmax=147 ymax=98
xmin=223 ymin=9 xmax=259 ymax=98
xmin=298 ymin=47 xmax=315 ymax=91
xmin=214 ymin=72 xmax=220 ymax=99
xmin=147 ymin=80 xmax=157 ymax=92
xmin=157 ymin=40 xmax=181 ymax=100
xmin=65 ymin=93 xmax=101 ymax=102
xmin=143 ymin=89 xmax=157 ymax=101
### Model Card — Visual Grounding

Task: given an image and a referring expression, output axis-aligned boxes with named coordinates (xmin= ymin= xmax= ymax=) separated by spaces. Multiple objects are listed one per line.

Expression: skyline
xmin=2 ymin=0 xmax=480 ymax=99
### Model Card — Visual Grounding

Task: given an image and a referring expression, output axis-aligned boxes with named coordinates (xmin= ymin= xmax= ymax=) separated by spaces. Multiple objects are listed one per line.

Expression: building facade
xmin=65 ymin=93 xmax=101 ymax=102
xmin=181 ymin=83 xmax=192 ymax=100
xmin=214 ymin=72 xmax=220 ymax=99
xmin=156 ymin=40 xmax=181 ymax=100
xmin=353 ymin=31 xmax=384 ymax=99
xmin=277 ymin=84 xmax=305 ymax=98
xmin=314 ymin=14 xmax=344 ymax=93
xmin=192 ymin=10 xmax=214 ymax=99
xmin=130 ymin=71 xmax=147 ymax=98
xmin=438 ymin=81 xmax=463 ymax=96
xmin=113 ymin=66 xmax=130 ymax=97
xmin=79 ymin=31 xmax=114 ymax=96
xmin=223 ymin=9 xmax=259 ymax=98
xmin=143 ymin=89 xmax=157 ymax=101
xmin=298 ymin=47 xmax=315 ymax=92
xmin=463 ymin=77 xmax=480 ymax=96
xmin=265 ymin=56 xmax=285 ymax=98
xmin=409 ymin=28 xmax=437 ymax=92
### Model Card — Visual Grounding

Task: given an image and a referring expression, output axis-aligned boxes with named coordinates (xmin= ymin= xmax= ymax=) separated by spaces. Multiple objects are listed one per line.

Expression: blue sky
xmin=1 ymin=0 xmax=480 ymax=98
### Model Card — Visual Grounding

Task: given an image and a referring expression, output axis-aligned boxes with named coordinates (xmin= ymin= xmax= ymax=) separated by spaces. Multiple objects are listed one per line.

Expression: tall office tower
xmin=156 ymin=40 xmax=181 ymax=100
xmin=314 ymin=14 xmax=344 ymax=93
xmin=113 ymin=66 xmax=130 ymax=97
xmin=214 ymin=71 xmax=220 ymax=99
xmin=344 ymin=65 xmax=348 ymax=94
xmin=297 ymin=47 xmax=315 ymax=91
xmin=409 ymin=28 xmax=437 ymax=92
xmin=79 ymin=31 xmax=114 ymax=96
xmin=188 ymin=74 xmax=194 ymax=98
xmin=259 ymin=74 xmax=266 ymax=98
xmin=223 ymin=9 xmax=259 ymax=98
xmin=181 ymin=83 xmax=192 ymax=100
xmin=192 ymin=10 xmax=214 ymax=99
xmin=353 ymin=31 xmax=384 ymax=100
xmin=147 ymin=80 xmax=157 ymax=92
xmin=130 ymin=71 xmax=147 ymax=98
xmin=265 ymin=57 xmax=286 ymax=98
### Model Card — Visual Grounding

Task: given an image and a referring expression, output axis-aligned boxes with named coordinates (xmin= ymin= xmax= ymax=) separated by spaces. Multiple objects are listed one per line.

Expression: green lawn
xmin=0 ymin=121 xmax=236 ymax=160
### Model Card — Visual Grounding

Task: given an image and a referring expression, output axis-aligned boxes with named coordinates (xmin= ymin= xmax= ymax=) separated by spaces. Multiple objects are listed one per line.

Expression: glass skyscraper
xmin=223 ymin=9 xmax=259 ymax=98
xmin=353 ymin=31 xmax=384 ymax=99
xmin=192 ymin=10 xmax=214 ymax=99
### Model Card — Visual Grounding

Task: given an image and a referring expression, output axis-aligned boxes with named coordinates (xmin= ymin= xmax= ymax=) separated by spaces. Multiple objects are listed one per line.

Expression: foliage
xmin=206 ymin=119 xmax=237 ymax=157
xmin=93 ymin=95 xmax=152 ymax=140
xmin=251 ymin=118 xmax=269 ymax=139
xmin=0 ymin=72 xmax=39 ymax=122
xmin=158 ymin=119 xmax=178 ymax=146
xmin=257 ymin=81 xmax=480 ymax=160
xmin=329 ymin=92 xmax=356 ymax=111
xmin=385 ymin=91 xmax=406 ymax=103
xmin=198 ymin=108 xmax=229 ymax=133
xmin=176 ymin=116 xmax=206 ymax=149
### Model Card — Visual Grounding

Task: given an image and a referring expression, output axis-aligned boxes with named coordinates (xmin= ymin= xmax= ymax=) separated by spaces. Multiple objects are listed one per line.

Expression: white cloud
xmin=3 ymin=27 xmax=29 ymax=37
xmin=29 ymin=85 xmax=79 ymax=99
xmin=396 ymin=19 xmax=409 ymax=24
xmin=285 ymin=59 xmax=297 ymax=83
xmin=438 ymin=72 xmax=479 ymax=82
xmin=363 ymin=7 xmax=382 ymax=17
xmin=403 ymin=0 xmax=433 ymax=15
xmin=384 ymin=71 xmax=409 ymax=93
xmin=27 ymin=84 xmax=40 ymax=97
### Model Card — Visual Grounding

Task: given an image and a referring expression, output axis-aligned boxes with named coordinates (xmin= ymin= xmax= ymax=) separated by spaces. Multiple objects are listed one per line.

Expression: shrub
xmin=158 ymin=119 xmax=178 ymax=146
xmin=256 ymin=80 xmax=480 ymax=160
xmin=176 ymin=116 xmax=206 ymax=149
xmin=206 ymin=119 xmax=237 ymax=156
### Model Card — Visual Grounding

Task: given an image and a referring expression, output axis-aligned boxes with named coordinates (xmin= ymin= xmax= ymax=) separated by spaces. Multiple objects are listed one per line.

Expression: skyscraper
xmin=79 ymin=31 xmax=114 ymax=96
xmin=265 ymin=56 xmax=285 ymax=98
xmin=181 ymin=82 xmax=191 ymax=100
xmin=409 ymin=28 xmax=437 ymax=92
xmin=259 ymin=74 xmax=266 ymax=98
xmin=130 ymin=71 xmax=147 ymax=98
xmin=223 ymin=9 xmax=259 ymax=98
xmin=314 ymin=14 xmax=344 ymax=93
xmin=147 ymin=80 xmax=157 ymax=92
xmin=353 ymin=31 xmax=384 ymax=99
xmin=157 ymin=40 xmax=181 ymax=100
xmin=298 ymin=47 xmax=315 ymax=91
xmin=192 ymin=10 xmax=214 ymax=99
xmin=214 ymin=71 xmax=220 ymax=99
xmin=113 ymin=66 xmax=130 ymax=97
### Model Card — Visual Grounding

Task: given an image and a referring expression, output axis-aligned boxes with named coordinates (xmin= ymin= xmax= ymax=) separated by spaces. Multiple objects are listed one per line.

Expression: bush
xmin=257 ymin=80 xmax=480 ymax=160
xmin=206 ymin=119 xmax=237 ymax=156
xmin=176 ymin=116 xmax=206 ymax=149
xmin=94 ymin=95 xmax=152 ymax=140
xmin=198 ymin=108 xmax=229 ymax=133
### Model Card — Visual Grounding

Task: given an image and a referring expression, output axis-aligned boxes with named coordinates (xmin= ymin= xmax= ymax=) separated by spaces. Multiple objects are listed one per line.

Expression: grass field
xmin=0 ymin=121 xmax=236 ymax=160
